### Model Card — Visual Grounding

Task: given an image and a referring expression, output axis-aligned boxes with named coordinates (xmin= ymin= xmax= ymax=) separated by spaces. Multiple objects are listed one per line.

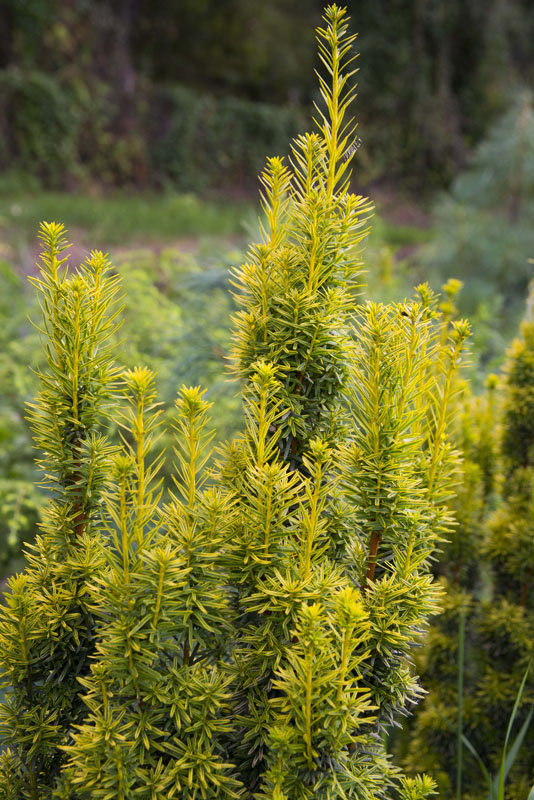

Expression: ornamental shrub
xmin=402 ymin=289 xmax=534 ymax=799
xmin=0 ymin=7 xmax=470 ymax=799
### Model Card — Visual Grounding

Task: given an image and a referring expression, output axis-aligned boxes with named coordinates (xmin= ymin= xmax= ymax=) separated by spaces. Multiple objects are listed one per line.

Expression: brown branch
xmin=73 ymin=502 xmax=85 ymax=538
xmin=364 ymin=531 xmax=381 ymax=591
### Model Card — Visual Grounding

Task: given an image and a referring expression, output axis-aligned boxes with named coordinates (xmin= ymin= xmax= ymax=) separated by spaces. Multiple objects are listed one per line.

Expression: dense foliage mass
xmin=1 ymin=5 xmax=534 ymax=800
xmin=1 ymin=0 xmax=533 ymax=188
xmin=0 ymin=8 xmax=476 ymax=798
xmin=400 ymin=294 xmax=534 ymax=799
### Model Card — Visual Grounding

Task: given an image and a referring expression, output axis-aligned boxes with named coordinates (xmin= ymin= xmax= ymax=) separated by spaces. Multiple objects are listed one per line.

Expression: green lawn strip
xmin=0 ymin=191 xmax=250 ymax=246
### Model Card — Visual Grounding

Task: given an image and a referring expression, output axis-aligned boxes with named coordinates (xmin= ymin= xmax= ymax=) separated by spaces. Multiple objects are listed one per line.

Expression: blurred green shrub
xmin=150 ymin=84 xmax=305 ymax=192
xmin=0 ymin=63 xmax=304 ymax=192
xmin=0 ymin=258 xmax=43 ymax=576
xmin=0 ymin=68 xmax=79 ymax=184
xmin=418 ymin=93 xmax=534 ymax=343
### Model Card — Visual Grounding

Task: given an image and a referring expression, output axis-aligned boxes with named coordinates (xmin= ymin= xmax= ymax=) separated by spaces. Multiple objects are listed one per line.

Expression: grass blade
xmin=431 ymin=661 xmax=533 ymax=800
xmin=460 ymin=732 xmax=493 ymax=797
xmin=494 ymin=661 xmax=532 ymax=800
xmin=430 ymin=700 xmax=493 ymax=797
xmin=498 ymin=704 xmax=534 ymax=786
xmin=457 ymin=607 xmax=466 ymax=800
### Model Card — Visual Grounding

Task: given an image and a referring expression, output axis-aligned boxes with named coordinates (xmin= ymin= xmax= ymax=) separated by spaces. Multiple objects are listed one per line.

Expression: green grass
xmin=0 ymin=182 xmax=434 ymax=270
xmin=0 ymin=187 xmax=433 ymax=249
xmin=369 ymin=217 xmax=434 ymax=248
xmin=0 ymin=191 xmax=251 ymax=246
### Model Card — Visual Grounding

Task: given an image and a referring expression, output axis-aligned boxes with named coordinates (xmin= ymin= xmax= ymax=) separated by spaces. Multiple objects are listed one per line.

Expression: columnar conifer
xmin=224 ymin=7 xmax=469 ymax=797
xmin=0 ymin=223 xmax=120 ymax=794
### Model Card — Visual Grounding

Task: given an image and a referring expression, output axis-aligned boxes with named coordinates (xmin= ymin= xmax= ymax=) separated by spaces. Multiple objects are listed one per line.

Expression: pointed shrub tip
xmin=442 ymin=278 xmax=464 ymax=299
xmin=176 ymin=384 xmax=212 ymax=415
xmin=122 ymin=366 xmax=157 ymax=398
xmin=486 ymin=373 xmax=499 ymax=391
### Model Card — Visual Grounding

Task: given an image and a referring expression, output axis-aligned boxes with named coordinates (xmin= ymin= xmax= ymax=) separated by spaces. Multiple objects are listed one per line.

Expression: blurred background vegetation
xmin=1 ymin=0 xmax=533 ymax=190
xmin=0 ymin=2 xmax=534 ymax=796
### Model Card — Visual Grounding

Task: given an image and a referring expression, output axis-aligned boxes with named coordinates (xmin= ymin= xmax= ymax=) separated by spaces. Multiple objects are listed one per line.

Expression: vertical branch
xmin=173 ymin=385 xmax=215 ymax=511
xmin=70 ymin=285 xmax=86 ymax=538
xmin=28 ymin=226 xmax=121 ymax=545
xmin=427 ymin=322 xmax=470 ymax=498
xmin=303 ymin=460 xmax=323 ymax=579
xmin=301 ymin=443 xmax=330 ymax=579
xmin=325 ymin=26 xmax=340 ymax=201
xmin=364 ymin=532 xmax=381 ymax=588
xmin=119 ymin=470 xmax=129 ymax=584
xmin=135 ymin=390 xmax=146 ymax=542
xmin=362 ymin=306 xmax=385 ymax=591
xmin=337 ymin=621 xmax=354 ymax=703
xmin=304 ymin=643 xmax=314 ymax=772
xmin=117 ymin=367 xmax=163 ymax=552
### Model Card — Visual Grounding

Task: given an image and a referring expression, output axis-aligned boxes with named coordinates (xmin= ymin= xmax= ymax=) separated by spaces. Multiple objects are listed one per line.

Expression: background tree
xmin=420 ymin=93 xmax=534 ymax=335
